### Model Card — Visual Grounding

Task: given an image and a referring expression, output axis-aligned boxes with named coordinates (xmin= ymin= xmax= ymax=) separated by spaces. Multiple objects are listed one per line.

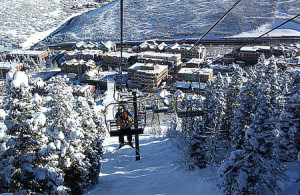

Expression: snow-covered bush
xmin=0 ymin=71 xmax=104 ymax=194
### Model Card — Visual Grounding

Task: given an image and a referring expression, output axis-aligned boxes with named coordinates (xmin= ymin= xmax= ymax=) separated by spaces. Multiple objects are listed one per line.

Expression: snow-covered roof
xmin=167 ymin=43 xmax=180 ymax=50
xmin=209 ymin=64 xmax=239 ymax=70
xmin=176 ymin=81 xmax=190 ymax=89
xmin=65 ymin=59 xmax=84 ymax=66
xmin=187 ymin=58 xmax=204 ymax=64
xmin=240 ymin=47 xmax=257 ymax=52
xmin=240 ymin=46 xmax=271 ymax=52
xmin=64 ymin=59 xmax=95 ymax=66
xmin=8 ymin=50 xmax=47 ymax=56
xmin=78 ymin=85 xmax=93 ymax=93
xmin=86 ymin=59 xmax=96 ymax=67
xmin=65 ymin=50 xmax=78 ymax=56
xmin=178 ymin=68 xmax=198 ymax=74
xmin=178 ymin=68 xmax=213 ymax=75
xmin=191 ymin=82 xmax=206 ymax=89
xmin=0 ymin=62 xmax=22 ymax=70
xmin=156 ymin=42 xmax=167 ymax=50
xmin=141 ymin=51 xmax=180 ymax=59
xmin=255 ymin=46 xmax=271 ymax=50
xmin=103 ymin=41 xmax=115 ymax=48
xmin=140 ymin=41 xmax=150 ymax=49
xmin=129 ymin=63 xmax=168 ymax=74
xmin=156 ymin=89 xmax=171 ymax=98
xmin=68 ymin=73 xmax=77 ymax=78
xmin=103 ymin=52 xmax=137 ymax=58
xmin=80 ymin=49 xmax=102 ymax=55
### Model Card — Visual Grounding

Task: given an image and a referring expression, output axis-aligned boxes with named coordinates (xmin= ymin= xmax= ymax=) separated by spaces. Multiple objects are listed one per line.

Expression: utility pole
xmin=120 ymin=0 xmax=123 ymax=88
xmin=133 ymin=90 xmax=140 ymax=161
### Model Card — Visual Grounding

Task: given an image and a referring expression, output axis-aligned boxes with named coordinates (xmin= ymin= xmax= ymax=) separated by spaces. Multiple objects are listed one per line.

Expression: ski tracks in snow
xmin=87 ymin=135 xmax=221 ymax=195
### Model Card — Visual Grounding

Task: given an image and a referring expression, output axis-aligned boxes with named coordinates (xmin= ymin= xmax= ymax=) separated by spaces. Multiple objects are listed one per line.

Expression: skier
xmin=116 ymin=105 xmax=133 ymax=149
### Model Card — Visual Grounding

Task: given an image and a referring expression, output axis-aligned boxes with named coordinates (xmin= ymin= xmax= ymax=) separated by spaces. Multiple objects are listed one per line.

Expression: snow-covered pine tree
xmin=0 ymin=109 xmax=8 ymax=156
xmin=254 ymin=54 xmax=267 ymax=79
xmin=188 ymin=90 xmax=211 ymax=167
xmin=189 ymin=73 xmax=227 ymax=168
xmin=230 ymin=69 xmax=258 ymax=150
xmin=265 ymin=56 xmax=281 ymax=104
xmin=0 ymin=71 xmax=67 ymax=194
xmin=218 ymin=127 xmax=287 ymax=194
xmin=224 ymin=67 xmax=244 ymax=134
xmin=278 ymin=70 xmax=300 ymax=161
xmin=45 ymin=81 xmax=103 ymax=194
xmin=250 ymin=80 xmax=278 ymax=158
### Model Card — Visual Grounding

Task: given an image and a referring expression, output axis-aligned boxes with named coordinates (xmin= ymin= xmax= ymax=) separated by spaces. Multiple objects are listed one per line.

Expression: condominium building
xmin=137 ymin=51 xmax=181 ymax=68
xmin=61 ymin=59 xmax=96 ymax=74
xmin=166 ymin=43 xmax=206 ymax=59
xmin=128 ymin=63 xmax=168 ymax=89
xmin=65 ymin=49 xmax=103 ymax=62
xmin=7 ymin=50 xmax=49 ymax=62
xmin=177 ymin=68 xmax=213 ymax=82
xmin=102 ymin=52 xmax=137 ymax=70
xmin=186 ymin=58 xmax=205 ymax=68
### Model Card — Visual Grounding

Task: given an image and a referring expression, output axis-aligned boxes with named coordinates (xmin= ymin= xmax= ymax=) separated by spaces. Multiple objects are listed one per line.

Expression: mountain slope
xmin=0 ymin=0 xmax=98 ymax=49
xmin=48 ymin=0 xmax=300 ymax=43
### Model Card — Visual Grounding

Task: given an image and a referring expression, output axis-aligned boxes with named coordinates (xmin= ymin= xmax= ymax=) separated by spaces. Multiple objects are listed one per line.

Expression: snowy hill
xmin=0 ymin=0 xmax=102 ymax=49
xmin=47 ymin=0 xmax=300 ymax=44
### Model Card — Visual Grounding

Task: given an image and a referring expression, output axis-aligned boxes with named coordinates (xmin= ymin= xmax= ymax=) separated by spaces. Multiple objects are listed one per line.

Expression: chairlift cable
xmin=211 ymin=13 xmax=300 ymax=63
xmin=244 ymin=13 xmax=300 ymax=47
xmin=120 ymin=0 xmax=123 ymax=86
xmin=191 ymin=0 xmax=243 ymax=49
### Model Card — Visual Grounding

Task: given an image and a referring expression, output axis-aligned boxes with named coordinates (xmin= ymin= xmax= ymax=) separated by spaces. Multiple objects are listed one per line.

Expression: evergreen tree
xmin=0 ymin=71 xmax=67 ymax=194
xmin=0 ymin=109 xmax=8 ymax=156
xmin=230 ymin=69 xmax=258 ymax=149
xmin=218 ymin=128 xmax=286 ymax=194
xmin=278 ymin=71 xmax=300 ymax=161
xmin=254 ymin=54 xmax=267 ymax=83
xmin=45 ymin=81 xmax=103 ymax=194
xmin=219 ymin=80 xmax=287 ymax=194
xmin=189 ymin=73 xmax=227 ymax=168
xmin=224 ymin=67 xmax=244 ymax=135
xmin=250 ymin=82 xmax=277 ymax=158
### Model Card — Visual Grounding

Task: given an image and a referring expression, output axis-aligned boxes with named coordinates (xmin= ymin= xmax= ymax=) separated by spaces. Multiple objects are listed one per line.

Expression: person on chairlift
xmin=116 ymin=105 xmax=133 ymax=149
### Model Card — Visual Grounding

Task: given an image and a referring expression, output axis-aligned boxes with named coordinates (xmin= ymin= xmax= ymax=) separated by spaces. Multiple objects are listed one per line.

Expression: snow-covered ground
xmin=233 ymin=19 xmax=300 ymax=38
xmin=88 ymin=134 xmax=300 ymax=195
xmin=87 ymin=135 xmax=221 ymax=195
xmin=87 ymin=134 xmax=300 ymax=195
xmin=47 ymin=0 xmax=300 ymax=43
xmin=1 ymin=0 xmax=299 ymax=48
xmin=0 ymin=0 xmax=104 ymax=49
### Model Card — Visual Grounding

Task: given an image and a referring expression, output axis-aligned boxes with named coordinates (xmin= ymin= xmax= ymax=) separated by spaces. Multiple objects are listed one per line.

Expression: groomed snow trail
xmin=87 ymin=135 xmax=221 ymax=195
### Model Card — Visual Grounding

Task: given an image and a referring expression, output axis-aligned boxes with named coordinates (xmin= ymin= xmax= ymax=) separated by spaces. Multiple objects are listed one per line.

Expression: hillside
xmin=0 ymin=0 xmax=99 ymax=49
xmin=47 ymin=0 xmax=300 ymax=44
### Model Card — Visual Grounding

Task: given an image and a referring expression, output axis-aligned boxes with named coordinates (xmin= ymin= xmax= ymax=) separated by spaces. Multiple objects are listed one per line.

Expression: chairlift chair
xmin=175 ymin=97 xmax=204 ymax=118
xmin=104 ymin=91 xmax=146 ymax=160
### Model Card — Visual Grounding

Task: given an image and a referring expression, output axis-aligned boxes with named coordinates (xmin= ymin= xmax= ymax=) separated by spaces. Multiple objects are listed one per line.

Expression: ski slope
xmin=92 ymin=81 xmax=300 ymax=195
xmin=102 ymin=80 xmax=119 ymax=121
xmin=87 ymin=135 xmax=222 ymax=195
xmin=87 ymin=134 xmax=300 ymax=195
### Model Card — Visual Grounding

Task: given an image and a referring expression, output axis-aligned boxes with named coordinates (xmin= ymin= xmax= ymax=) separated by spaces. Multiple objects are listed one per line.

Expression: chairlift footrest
xmin=110 ymin=128 xmax=144 ymax=136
